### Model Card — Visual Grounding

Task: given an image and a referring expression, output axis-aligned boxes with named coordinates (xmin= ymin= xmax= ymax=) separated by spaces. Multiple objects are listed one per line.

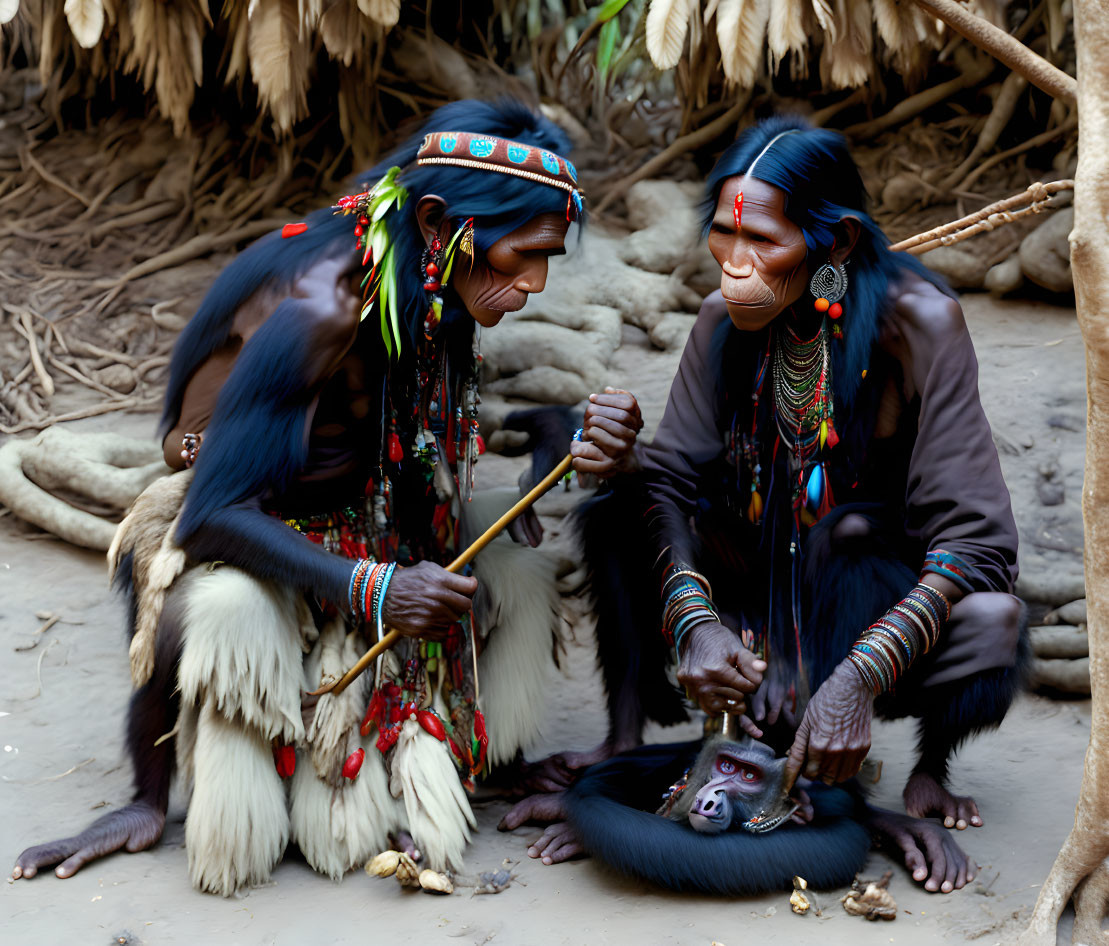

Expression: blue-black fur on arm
xmin=160 ymin=208 xmax=353 ymax=440
xmin=564 ymin=741 xmax=870 ymax=894
xmin=175 ymin=297 xmax=354 ymax=602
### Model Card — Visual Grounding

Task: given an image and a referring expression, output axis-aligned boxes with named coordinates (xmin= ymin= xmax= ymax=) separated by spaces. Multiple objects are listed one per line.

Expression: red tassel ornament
xmin=273 ymin=743 xmax=296 ymax=778
xmin=388 ymin=432 xmax=403 ymax=463
xmin=417 ymin=710 xmax=447 ymax=741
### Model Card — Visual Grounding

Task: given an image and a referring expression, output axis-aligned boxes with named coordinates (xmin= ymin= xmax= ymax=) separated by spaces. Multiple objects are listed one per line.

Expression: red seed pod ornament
xmin=417 ymin=709 xmax=447 ymax=741
xmin=388 ymin=432 xmax=403 ymax=463
xmin=281 ymin=222 xmax=308 ymax=239
xmin=273 ymin=744 xmax=297 ymax=779
xmin=828 ymin=302 xmax=843 ymax=319
xmin=342 ymin=747 xmax=365 ymax=780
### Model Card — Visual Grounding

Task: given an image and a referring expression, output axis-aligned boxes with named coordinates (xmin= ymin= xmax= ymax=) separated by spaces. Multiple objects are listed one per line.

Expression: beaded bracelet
xmin=847 ymin=581 xmax=951 ymax=695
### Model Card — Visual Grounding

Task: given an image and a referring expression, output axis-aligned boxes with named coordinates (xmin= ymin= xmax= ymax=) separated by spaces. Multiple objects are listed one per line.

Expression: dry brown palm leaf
xmin=248 ymin=0 xmax=312 ymax=134
xmin=871 ymin=0 xmax=925 ymax=52
xmin=222 ymin=0 xmax=250 ymax=88
xmin=321 ymin=0 xmax=381 ymax=67
xmin=357 ymin=0 xmax=399 ymax=29
xmin=820 ymin=0 xmax=873 ymax=88
xmin=123 ymin=0 xmax=210 ymax=137
xmin=716 ymin=0 xmax=768 ymax=88
xmin=767 ymin=0 xmax=806 ymax=72
xmin=646 ymin=0 xmax=694 ymax=71
xmin=63 ymin=0 xmax=103 ymax=47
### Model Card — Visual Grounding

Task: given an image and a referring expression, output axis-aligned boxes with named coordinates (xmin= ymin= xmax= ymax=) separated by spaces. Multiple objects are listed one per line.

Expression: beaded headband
xmin=416 ymin=131 xmax=584 ymax=219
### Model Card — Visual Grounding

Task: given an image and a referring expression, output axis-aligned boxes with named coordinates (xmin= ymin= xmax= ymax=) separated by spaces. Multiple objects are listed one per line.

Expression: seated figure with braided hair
xmin=11 ymin=99 xmax=642 ymax=895
xmin=502 ymin=116 xmax=1026 ymax=896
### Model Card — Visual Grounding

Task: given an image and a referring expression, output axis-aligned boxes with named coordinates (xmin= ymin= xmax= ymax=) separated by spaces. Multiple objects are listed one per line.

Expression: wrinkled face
xmin=687 ymin=736 xmax=797 ymax=835
xmin=707 ymin=176 xmax=809 ymax=332
xmin=450 ymin=212 xmax=570 ymax=327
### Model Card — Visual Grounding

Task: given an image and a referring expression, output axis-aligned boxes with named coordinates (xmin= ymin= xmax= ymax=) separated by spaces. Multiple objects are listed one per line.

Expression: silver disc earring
xmin=809 ymin=261 xmax=848 ymax=306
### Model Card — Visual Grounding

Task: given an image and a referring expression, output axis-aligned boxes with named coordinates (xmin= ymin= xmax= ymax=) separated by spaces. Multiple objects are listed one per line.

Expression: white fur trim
xmin=178 ymin=565 xmax=308 ymax=744
xmin=303 ymin=617 xmax=371 ymax=784
xmin=389 ymin=718 xmax=475 ymax=871
xmin=289 ymin=732 xmax=401 ymax=880
xmin=185 ymin=701 xmax=289 ymax=896
xmin=462 ymin=488 xmax=560 ymax=767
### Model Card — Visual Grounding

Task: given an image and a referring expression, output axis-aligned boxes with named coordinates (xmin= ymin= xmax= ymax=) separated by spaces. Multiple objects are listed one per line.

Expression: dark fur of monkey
xmin=563 ymin=740 xmax=870 ymax=895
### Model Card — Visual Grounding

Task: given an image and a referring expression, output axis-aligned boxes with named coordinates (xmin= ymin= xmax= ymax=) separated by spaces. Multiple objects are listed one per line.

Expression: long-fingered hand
xmin=784 ymin=660 xmax=874 ymax=790
xmin=676 ymin=621 xmax=766 ymax=717
xmin=570 ymin=388 xmax=643 ymax=478
xmin=380 ymin=561 xmax=477 ymax=641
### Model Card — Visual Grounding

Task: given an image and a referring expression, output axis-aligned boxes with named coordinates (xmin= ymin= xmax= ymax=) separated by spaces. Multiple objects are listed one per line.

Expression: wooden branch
xmin=844 ymin=54 xmax=995 ymax=139
xmin=956 ymin=116 xmax=1077 ymax=193
xmin=594 ymin=97 xmax=749 ymax=214
xmin=887 ymin=179 xmax=1074 ymax=254
xmin=910 ymin=0 xmax=1077 ymax=104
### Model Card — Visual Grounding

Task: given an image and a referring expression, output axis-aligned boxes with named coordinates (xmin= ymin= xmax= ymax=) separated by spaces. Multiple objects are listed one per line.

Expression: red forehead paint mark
xmin=281 ymin=222 xmax=308 ymax=238
xmin=733 ymin=192 xmax=743 ymax=230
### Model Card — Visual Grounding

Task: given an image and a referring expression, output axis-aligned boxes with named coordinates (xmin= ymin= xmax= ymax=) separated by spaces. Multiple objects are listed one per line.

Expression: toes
xmin=56 ymin=848 xmax=93 ymax=879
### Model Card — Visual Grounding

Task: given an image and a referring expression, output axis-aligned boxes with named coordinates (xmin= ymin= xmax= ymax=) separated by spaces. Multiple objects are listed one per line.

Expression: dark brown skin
xmin=11 ymin=198 xmax=640 ymax=884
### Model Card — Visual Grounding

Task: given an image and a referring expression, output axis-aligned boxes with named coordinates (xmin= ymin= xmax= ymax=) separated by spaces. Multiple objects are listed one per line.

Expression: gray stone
xmin=1046 ymin=598 xmax=1088 ymax=627
xmin=94 ymin=364 xmax=136 ymax=393
xmin=1047 ymin=413 xmax=1083 ymax=432
xmin=918 ymin=246 xmax=989 ymax=289
xmin=1020 ymin=207 xmax=1074 ymax=293
xmin=880 ymin=172 xmax=922 ymax=214
xmin=983 ymin=254 xmax=1024 ymax=294
xmin=648 ymin=313 xmax=697 ymax=351
xmin=1037 ymin=479 xmax=1065 ymax=506
xmin=619 ymin=180 xmax=701 ymax=274
xmin=485 ymin=365 xmax=588 ymax=405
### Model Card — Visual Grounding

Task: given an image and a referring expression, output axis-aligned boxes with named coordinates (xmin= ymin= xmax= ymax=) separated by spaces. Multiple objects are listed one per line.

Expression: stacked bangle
xmin=661 ymin=563 xmax=719 ymax=655
xmin=847 ymin=581 xmax=951 ymax=695
xmin=349 ymin=558 xmax=397 ymax=631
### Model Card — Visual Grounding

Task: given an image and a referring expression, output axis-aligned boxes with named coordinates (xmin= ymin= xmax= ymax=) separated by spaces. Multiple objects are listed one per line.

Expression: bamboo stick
xmin=308 ymin=452 xmax=574 ymax=698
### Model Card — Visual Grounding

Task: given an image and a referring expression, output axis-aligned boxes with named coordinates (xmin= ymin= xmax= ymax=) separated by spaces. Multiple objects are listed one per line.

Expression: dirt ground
xmin=0 ymin=289 xmax=1095 ymax=945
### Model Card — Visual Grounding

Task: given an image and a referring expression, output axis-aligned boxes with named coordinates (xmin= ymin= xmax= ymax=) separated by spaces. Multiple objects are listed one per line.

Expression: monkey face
xmin=707 ymin=176 xmax=809 ymax=333
xmin=449 ymin=212 xmax=570 ymax=327
xmin=684 ymin=736 xmax=798 ymax=835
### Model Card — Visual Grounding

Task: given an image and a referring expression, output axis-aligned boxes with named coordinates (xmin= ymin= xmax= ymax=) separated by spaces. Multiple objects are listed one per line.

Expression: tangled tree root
xmin=0 ymin=428 xmax=167 ymax=550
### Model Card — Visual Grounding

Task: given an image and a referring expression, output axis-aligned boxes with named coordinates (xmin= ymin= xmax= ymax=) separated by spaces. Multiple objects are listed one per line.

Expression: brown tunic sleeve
xmin=641 ymin=292 xmax=732 ymax=568
xmin=890 ymin=285 xmax=1019 ymax=593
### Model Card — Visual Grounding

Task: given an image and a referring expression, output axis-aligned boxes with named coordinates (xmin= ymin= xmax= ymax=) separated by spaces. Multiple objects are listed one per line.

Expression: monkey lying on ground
xmin=560 ymin=734 xmax=958 ymax=895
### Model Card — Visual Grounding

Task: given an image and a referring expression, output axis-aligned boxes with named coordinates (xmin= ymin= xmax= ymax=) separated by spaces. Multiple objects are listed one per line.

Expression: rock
xmin=1030 ymin=625 xmax=1088 ymax=659
xmin=880 ymin=172 xmax=922 ymax=214
xmin=1037 ymin=479 xmax=1065 ymax=506
xmin=983 ymin=254 xmax=1024 ymax=294
xmin=1019 ymin=207 xmax=1074 ymax=293
xmin=1047 ymin=413 xmax=1082 ymax=432
xmin=1045 ymin=598 xmax=1088 ymax=626
xmin=94 ymin=364 xmax=137 ymax=393
xmin=1030 ymin=656 xmax=1090 ymax=695
xmin=485 ymin=365 xmax=588 ymax=405
xmin=1015 ymin=572 xmax=1085 ymax=606
xmin=618 ymin=180 xmax=702 ymax=273
xmin=918 ymin=246 xmax=989 ymax=289
xmin=648 ymin=313 xmax=696 ymax=351
xmin=481 ymin=321 xmax=608 ymax=391
xmin=485 ymin=428 xmax=530 ymax=454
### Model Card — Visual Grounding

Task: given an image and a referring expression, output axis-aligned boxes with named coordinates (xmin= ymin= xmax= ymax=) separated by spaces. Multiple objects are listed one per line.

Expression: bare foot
xmin=12 ymin=801 xmax=165 ymax=880
xmin=527 ymin=822 xmax=585 ymax=865
xmin=389 ymin=831 xmax=420 ymax=862
xmin=903 ymin=772 xmax=982 ymax=829
xmin=865 ymin=807 xmax=977 ymax=893
xmin=497 ymin=791 xmax=568 ymax=832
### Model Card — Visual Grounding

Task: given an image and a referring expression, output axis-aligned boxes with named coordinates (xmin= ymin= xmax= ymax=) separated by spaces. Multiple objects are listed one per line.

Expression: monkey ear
xmin=414 ymin=194 xmax=449 ymax=246
xmin=829 ymin=215 xmax=863 ymax=266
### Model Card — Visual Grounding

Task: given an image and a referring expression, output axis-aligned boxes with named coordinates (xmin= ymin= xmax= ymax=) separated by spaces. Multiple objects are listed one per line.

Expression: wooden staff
xmin=308 ymin=451 xmax=574 ymax=697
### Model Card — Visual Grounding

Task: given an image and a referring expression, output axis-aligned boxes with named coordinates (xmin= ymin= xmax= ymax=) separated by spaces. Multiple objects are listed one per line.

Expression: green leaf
xmin=383 ymin=249 xmax=401 ymax=358
xmin=597 ymin=17 xmax=620 ymax=80
xmin=596 ymin=0 xmax=633 ymax=23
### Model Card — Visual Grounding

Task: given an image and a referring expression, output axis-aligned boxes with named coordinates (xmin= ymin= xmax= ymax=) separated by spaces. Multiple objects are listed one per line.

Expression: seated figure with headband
xmin=11 ymin=99 xmax=641 ymax=895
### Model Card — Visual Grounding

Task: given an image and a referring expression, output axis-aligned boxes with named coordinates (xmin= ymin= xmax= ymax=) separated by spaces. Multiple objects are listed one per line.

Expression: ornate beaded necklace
xmin=771 ymin=317 xmax=834 ymax=469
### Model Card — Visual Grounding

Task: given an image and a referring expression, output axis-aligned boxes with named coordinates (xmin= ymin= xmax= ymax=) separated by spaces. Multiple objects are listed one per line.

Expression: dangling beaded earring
xmin=421 ymin=236 xmax=444 ymax=338
xmin=809 ymin=260 xmax=847 ymax=338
